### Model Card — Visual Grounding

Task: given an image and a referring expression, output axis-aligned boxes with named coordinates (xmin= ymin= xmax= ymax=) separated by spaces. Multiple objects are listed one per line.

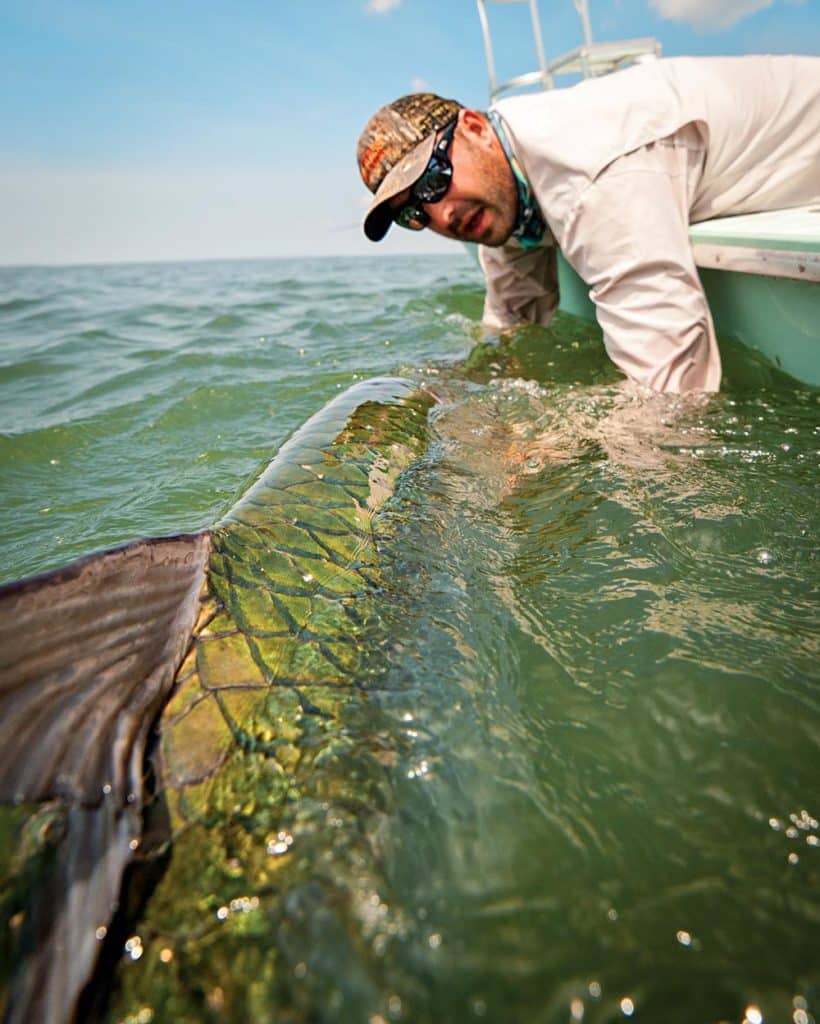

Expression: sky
xmin=1 ymin=0 xmax=818 ymax=266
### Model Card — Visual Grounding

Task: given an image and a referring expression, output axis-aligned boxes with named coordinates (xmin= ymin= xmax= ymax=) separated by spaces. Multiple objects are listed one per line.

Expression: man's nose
xmin=423 ymin=198 xmax=456 ymax=236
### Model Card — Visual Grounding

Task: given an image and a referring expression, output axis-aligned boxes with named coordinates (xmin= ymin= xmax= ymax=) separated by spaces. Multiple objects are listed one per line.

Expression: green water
xmin=372 ymin=376 xmax=819 ymax=1022
xmin=1 ymin=256 xmax=818 ymax=1022
xmin=0 ymin=257 xmax=485 ymax=582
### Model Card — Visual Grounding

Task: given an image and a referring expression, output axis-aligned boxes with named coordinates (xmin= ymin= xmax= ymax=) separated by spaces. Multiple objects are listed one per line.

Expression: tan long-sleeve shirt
xmin=479 ymin=56 xmax=820 ymax=393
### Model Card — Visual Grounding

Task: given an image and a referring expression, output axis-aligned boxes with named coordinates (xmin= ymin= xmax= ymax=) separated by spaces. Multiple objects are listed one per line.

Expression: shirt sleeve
xmin=478 ymin=237 xmax=559 ymax=330
xmin=560 ymin=141 xmax=722 ymax=394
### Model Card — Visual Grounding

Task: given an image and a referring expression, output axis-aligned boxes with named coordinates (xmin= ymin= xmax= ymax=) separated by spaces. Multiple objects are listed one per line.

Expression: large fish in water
xmin=0 ymin=377 xmax=436 ymax=1024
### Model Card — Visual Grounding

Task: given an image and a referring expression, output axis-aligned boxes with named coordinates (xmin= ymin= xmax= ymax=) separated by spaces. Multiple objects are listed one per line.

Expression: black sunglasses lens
xmin=393 ymin=119 xmax=456 ymax=231
xmin=415 ymin=165 xmax=452 ymax=204
xmin=395 ymin=204 xmax=427 ymax=231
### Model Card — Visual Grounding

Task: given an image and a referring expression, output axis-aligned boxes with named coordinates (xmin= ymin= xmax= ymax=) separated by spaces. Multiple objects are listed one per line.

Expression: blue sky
xmin=2 ymin=0 xmax=818 ymax=265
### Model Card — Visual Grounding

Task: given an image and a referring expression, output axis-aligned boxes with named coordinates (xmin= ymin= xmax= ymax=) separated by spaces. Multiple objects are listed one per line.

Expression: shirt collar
xmin=488 ymin=110 xmax=546 ymax=250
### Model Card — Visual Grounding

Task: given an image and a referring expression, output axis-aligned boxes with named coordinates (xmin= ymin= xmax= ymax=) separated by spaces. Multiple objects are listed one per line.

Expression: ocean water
xmin=0 ymin=256 xmax=487 ymax=582
xmin=1 ymin=255 xmax=818 ymax=1023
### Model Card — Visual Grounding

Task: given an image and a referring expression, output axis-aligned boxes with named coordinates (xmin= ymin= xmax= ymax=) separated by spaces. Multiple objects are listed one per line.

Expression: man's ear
xmin=458 ymin=108 xmax=493 ymax=147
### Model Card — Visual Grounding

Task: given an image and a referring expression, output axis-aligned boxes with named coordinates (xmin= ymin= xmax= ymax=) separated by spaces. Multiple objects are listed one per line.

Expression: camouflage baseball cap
xmin=357 ymin=93 xmax=462 ymax=242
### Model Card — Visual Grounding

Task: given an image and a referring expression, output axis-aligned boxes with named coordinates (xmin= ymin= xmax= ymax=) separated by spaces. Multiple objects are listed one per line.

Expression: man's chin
xmin=479 ymin=224 xmax=516 ymax=248
xmin=480 ymin=231 xmax=512 ymax=248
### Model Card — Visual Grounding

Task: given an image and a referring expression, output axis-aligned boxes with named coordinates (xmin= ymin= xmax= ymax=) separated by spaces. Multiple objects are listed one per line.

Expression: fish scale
xmin=0 ymin=377 xmax=436 ymax=1024
xmin=112 ymin=384 xmax=434 ymax=1023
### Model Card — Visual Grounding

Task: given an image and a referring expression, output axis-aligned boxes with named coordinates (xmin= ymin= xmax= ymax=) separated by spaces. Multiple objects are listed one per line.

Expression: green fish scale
xmin=217 ymin=523 xmax=375 ymax=597
xmin=110 ymin=380 xmax=436 ymax=1022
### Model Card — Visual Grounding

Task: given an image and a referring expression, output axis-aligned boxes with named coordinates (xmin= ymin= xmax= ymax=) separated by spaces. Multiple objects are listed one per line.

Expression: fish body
xmin=0 ymin=377 xmax=435 ymax=1023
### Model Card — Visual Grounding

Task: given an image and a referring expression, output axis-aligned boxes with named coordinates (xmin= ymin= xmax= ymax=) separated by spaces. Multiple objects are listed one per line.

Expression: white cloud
xmin=649 ymin=0 xmax=774 ymax=28
xmin=411 ymin=76 xmax=430 ymax=91
xmin=365 ymin=0 xmax=401 ymax=13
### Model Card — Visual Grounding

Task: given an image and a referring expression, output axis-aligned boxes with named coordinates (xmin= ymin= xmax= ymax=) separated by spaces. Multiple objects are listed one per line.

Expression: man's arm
xmin=560 ymin=137 xmax=721 ymax=394
xmin=478 ymin=238 xmax=559 ymax=330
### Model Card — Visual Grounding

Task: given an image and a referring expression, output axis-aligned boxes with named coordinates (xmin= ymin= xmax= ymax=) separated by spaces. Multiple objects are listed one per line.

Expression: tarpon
xmin=0 ymin=377 xmax=436 ymax=1023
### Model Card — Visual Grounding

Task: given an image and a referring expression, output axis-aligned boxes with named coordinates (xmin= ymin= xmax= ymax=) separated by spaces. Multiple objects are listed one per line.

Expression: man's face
xmin=390 ymin=110 xmax=518 ymax=248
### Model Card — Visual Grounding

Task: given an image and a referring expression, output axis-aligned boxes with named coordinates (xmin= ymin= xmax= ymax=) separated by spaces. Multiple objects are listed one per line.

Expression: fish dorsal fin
xmin=0 ymin=533 xmax=211 ymax=807
xmin=0 ymin=533 xmax=210 ymax=1024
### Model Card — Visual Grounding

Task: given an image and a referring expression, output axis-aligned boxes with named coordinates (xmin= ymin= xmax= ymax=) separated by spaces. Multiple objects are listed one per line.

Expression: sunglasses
xmin=394 ymin=119 xmax=457 ymax=231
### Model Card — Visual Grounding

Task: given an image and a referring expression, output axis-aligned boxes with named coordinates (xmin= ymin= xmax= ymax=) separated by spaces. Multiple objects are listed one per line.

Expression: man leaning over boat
xmin=356 ymin=56 xmax=820 ymax=394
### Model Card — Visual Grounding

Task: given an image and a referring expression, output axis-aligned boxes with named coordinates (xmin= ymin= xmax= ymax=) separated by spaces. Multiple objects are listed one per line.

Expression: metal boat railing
xmin=476 ymin=0 xmax=661 ymax=101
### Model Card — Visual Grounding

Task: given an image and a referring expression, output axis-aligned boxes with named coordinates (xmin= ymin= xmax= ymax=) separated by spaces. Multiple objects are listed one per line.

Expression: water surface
xmin=0 ymin=255 xmax=817 ymax=1023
